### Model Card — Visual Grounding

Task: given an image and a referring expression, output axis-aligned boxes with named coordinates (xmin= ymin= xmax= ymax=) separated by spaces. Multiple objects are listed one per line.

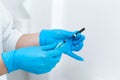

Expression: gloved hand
xmin=40 ymin=29 xmax=85 ymax=61
xmin=2 ymin=43 xmax=63 ymax=74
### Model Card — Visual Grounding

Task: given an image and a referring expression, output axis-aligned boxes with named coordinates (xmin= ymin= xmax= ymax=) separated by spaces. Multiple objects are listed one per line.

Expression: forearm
xmin=0 ymin=55 xmax=7 ymax=76
xmin=16 ymin=33 xmax=39 ymax=49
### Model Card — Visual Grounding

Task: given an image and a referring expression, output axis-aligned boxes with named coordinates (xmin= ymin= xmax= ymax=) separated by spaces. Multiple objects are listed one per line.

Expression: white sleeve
xmin=1 ymin=3 xmax=23 ymax=52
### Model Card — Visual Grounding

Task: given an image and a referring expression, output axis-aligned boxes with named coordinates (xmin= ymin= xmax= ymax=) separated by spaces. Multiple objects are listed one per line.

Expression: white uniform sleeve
xmin=1 ymin=3 xmax=23 ymax=51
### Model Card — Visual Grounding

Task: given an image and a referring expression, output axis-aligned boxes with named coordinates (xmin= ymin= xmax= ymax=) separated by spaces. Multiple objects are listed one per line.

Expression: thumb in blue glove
xmin=1 ymin=43 xmax=63 ymax=74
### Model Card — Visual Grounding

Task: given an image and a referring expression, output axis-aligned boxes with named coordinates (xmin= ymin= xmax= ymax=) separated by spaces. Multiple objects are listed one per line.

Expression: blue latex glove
xmin=2 ymin=43 xmax=63 ymax=74
xmin=62 ymin=36 xmax=84 ymax=61
xmin=40 ymin=29 xmax=85 ymax=61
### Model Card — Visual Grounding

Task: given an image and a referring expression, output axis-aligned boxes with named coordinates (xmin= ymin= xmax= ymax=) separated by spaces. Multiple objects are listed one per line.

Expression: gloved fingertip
xmin=72 ymin=43 xmax=83 ymax=51
xmin=78 ymin=35 xmax=85 ymax=42
xmin=82 ymin=35 xmax=85 ymax=40
xmin=77 ymin=57 xmax=84 ymax=61
xmin=76 ymin=33 xmax=81 ymax=39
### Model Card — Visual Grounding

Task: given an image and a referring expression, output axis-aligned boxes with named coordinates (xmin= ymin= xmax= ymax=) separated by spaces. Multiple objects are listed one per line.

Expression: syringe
xmin=55 ymin=28 xmax=85 ymax=49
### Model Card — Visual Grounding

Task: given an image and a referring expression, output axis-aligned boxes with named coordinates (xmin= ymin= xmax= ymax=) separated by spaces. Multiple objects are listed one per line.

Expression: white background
xmin=1 ymin=0 xmax=120 ymax=80
xmin=50 ymin=0 xmax=120 ymax=80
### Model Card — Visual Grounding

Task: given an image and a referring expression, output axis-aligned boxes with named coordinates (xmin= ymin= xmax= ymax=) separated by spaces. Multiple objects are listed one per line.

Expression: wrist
xmin=16 ymin=33 xmax=39 ymax=49
xmin=0 ymin=55 xmax=7 ymax=75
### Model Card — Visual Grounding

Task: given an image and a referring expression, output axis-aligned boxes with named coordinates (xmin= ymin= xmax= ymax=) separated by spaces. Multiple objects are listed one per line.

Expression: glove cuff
xmin=2 ymin=50 xmax=19 ymax=73
xmin=39 ymin=29 xmax=51 ymax=45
